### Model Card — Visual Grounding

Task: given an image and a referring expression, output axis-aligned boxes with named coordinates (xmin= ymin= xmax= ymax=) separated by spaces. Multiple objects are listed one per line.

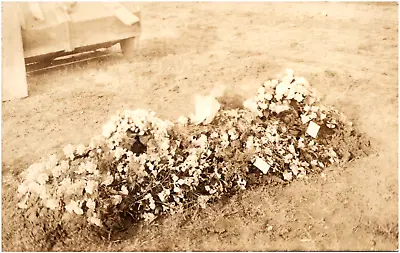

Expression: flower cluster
xmin=16 ymin=70 xmax=368 ymax=239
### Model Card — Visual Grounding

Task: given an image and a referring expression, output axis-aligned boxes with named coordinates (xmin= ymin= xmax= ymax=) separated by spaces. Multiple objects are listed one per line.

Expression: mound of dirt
xmin=14 ymin=70 xmax=371 ymax=250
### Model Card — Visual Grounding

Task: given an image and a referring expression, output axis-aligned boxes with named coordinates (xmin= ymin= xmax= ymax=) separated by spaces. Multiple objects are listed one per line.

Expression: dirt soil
xmin=2 ymin=2 xmax=398 ymax=251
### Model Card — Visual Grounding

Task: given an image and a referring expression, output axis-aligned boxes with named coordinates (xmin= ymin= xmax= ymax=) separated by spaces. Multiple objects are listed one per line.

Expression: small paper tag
xmin=253 ymin=156 xmax=271 ymax=174
xmin=306 ymin=121 xmax=320 ymax=138
xmin=191 ymin=95 xmax=221 ymax=125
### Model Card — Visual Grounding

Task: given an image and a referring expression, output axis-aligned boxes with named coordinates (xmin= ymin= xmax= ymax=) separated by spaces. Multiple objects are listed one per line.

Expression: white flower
xmin=74 ymin=163 xmax=86 ymax=175
xmin=17 ymin=183 xmax=29 ymax=195
xmin=311 ymin=106 xmax=319 ymax=112
xmin=300 ymin=161 xmax=309 ymax=167
xmin=263 ymin=80 xmax=272 ymax=87
xmin=265 ymin=92 xmax=273 ymax=101
xmin=286 ymin=88 xmax=296 ymax=100
xmin=65 ymin=200 xmax=83 ymax=215
xmin=76 ymin=144 xmax=87 ymax=155
xmin=59 ymin=178 xmax=73 ymax=196
xmin=120 ymin=185 xmax=129 ymax=195
xmin=177 ymin=116 xmax=188 ymax=126
xmin=294 ymin=93 xmax=304 ymax=102
xmin=274 ymin=104 xmax=290 ymax=114
xmin=198 ymin=195 xmax=210 ymax=209
xmin=89 ymin=135 xmax=104 ymax=149
xmin=297 ymin=138 xmax=305 ymax=148
xmin=51 ymin=165 xmax=63 ymax=178
xmin=114 ymin=147 xmax=125 ymax=160
xmin=228 ymin=129 xmax=238 ymax=140
xmin=85 ymin=180 xmax=98 ymax=194
xmin=88 ymin=216 xmax=102 ymax=227
xmin=60 ymin=160 xmax=69 ymax=171
xmin=237 ymin=177 xmax=247 ymax=190
xmin=271 ymin=79 xmax=279 ymax=87
xmin=291 ymin=80 xmax=304 ymax=93
xmin=301 ymin=114 xmax=311 ymax=124
xmin=17 ymin=193 xmax=29 ymax=209
xmin=149 ymin=201 xmax=156 ymax=210
xmin=288 ymin=144 xmax=296 ymax=154
xmin=45 ymin=154 xmax=58 ymax=170
xmin=102 ymin=121 xmax=117 ymax=138
xmin=24 ymin=163 xmax=44 ymax=181
xmin=284 ymin=154 xmax=293 ymax=163
xmin=243 ymin=98 xmax=260 ymax=115
xmin=117 ymin=163 xmax=124 ymax=173
xmin=258 ymin=86 xmax=265 ymax=95
xmin=281 ymin=75 xmax=293 ymax=86
xmin=246 ymin=136 xmax=254 ymax=150
xmin=160 ymin=140 xmax=170 ymax=151
xmin=63 ymin=144 xmax=75 ymax=160
xmin=147 ymin=162 xmax=155 ymax=171
xmin=269 ymin=102 xmax=277 ymax=112
xmin=309 ymin=112 xmax=318 ymax=119
xmin=85 ymin=161 xmax=97 ymax=174
xmin=193 ymin=134 xmax=208 ymax=149
xmin=275 ymin=81 xmax=291 ymax=100
xmin=327 ymin=148 xmax=338 ymax=158
xmin=221 ymin=133 xmax=229 ymax=142
xmin=112 ymin=195 xmax=122 ymax=205
xmin=283 ymin=171 xmax=293 ymax=181
xmin=143 ymin=193 xmax=152 ymax=200
xmin=102 ymin=173 xmax=114 ymax=186
xmin=158 ymin=189 xmax=170 ymax=202
xmin=259 ymin=101 xmax=268 ymax=110
xmin=36 ymin=173 xmax=49 ymax=185
xmin=29 ymin=181 xmax=47 ymax=198
xmin=44 ymin=198 xmax=59 ymax=210
xmin=143 ymin=212 xmax=155 ymax=222
xmin=177 ymin=179 xmax=185 ymax=185
xmin=210 ymin=132 xmax=219 ymax=139
xmin=71 ymin=180 xmax=85 ymax=196
xmin=205 ymin=185 xmax=211 ymax=193
xmin=290 ymin=164 xmax=299 ymax=176
xmin=17 ymin=201 xmax=28 ymax=209
xmin=173 ymin=186 xmax=181 ymax=193
xmin=86 ymin=199 xmax=96 ymax=210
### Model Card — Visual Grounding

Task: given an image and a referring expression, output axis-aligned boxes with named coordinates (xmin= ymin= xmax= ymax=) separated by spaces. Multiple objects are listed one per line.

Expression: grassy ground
xmin=2 ymin=2 xmax=398 ymax=251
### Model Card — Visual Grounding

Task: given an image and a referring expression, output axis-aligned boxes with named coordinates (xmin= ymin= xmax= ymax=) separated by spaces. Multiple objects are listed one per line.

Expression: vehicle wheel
xmin=120 ymin=37 xmax=140 ymax=57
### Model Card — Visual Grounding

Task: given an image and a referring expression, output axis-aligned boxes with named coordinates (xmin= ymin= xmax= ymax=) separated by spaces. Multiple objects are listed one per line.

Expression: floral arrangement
xmin=16 ymin=69 xmax=369 ymax=241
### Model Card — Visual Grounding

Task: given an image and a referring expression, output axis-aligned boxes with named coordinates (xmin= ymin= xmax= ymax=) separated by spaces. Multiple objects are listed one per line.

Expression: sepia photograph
xmin=1 ymin=1 xmax=398 ymax=251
